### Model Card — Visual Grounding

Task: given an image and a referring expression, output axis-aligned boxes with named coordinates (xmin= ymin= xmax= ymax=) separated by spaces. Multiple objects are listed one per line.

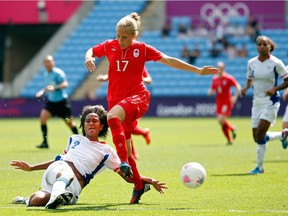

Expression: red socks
xmin=128 ymin=156 xmax=143 ymax=190
xmin=222 ymin=121 xmax=233 ymax=143
xmin=108 ymin=118 xmax=128 ymax=163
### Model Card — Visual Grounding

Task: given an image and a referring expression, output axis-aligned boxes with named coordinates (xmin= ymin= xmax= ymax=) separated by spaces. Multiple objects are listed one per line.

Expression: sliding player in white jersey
xmin=241 ymin=35 xmax=288 ymax=174
xmin=10 ymin=105 xmax=167 ymax=209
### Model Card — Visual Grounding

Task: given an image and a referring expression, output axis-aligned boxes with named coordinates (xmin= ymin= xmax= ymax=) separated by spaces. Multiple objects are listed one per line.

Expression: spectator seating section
xmin=20 ymin=9 xmax=288 ymax=99
xmin=94 ymin=25 xmax=288 ymax=98
xmin=20 ymin=0 xmax=147 ymax=98
xmin=135 ymin=25 xmax=288 ymax=98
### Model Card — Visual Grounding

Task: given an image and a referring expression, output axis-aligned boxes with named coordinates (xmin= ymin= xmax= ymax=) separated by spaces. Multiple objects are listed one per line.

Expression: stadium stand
xmin=19 ymin=2 xmax=288 ymax=99
xmin=135 ymin=23 xmax=288 ymax=98
xmin=19 ymin=0 xmax=148 ymax=98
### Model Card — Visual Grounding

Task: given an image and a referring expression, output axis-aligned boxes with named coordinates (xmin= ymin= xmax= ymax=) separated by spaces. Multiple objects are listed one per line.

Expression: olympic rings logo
xmin=200 ymin=2 xmax=250 ymax=27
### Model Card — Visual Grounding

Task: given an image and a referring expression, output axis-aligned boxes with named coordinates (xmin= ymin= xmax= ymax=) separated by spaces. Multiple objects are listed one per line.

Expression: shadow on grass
xmin=27 ymin=202 xmax=157 ymax=212
xmin=264 ymin=159 xmax=288 ymax=163
xmin=210 ymin=173 xmax=253 ymax=177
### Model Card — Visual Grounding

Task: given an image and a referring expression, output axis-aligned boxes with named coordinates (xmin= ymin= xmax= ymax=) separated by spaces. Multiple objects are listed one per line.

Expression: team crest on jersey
xmin=133 ymin=49 xmax=139 ymax=57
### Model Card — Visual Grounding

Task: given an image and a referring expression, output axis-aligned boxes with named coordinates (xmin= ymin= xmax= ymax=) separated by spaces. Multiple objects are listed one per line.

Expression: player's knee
xmin=29 ymin=191 xmax=50 ymax=206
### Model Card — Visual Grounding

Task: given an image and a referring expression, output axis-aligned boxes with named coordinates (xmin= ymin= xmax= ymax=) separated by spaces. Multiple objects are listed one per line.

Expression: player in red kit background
xmin=208 ymin=61 xmax=241 ymax=145
xmin=85 ymin=12 xmax=219 ymax=204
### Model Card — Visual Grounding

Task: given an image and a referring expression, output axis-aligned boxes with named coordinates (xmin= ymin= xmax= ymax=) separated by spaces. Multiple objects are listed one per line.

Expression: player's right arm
xmin=10 ymin=160 xmax=55 ymax=171
xmin=85 ymin=48 xmax=96 ymax=72
xmin=241 ymin=78 xmax=253 ymax=97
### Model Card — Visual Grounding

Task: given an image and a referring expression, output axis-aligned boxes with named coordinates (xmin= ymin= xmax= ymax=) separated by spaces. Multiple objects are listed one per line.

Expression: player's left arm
xmin=158 ymin=54 xmax=219 ymax=75
xmin=141 ymin=176 xmax=168 ymax=194
xmin=265 ymin=77 xmax=288 ymax=96
xmin=117 ymin=172 xmax=168 ymax=194
xmin=10 ymin=159 xmax=55 ymax=171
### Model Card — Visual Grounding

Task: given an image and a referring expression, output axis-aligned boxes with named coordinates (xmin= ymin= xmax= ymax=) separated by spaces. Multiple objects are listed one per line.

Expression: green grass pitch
xmin=1 ymin=117 xmax=288 ymax=216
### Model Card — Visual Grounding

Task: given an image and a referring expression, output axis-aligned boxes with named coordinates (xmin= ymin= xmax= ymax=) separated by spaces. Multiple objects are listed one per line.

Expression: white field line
xmin=1 ymin=206 xmax=288 ymax=214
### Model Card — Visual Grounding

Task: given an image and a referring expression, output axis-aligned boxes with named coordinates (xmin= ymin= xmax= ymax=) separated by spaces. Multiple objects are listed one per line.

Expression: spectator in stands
xmin=181 ymin=44 xmax=190 ymax=61
xmin=209 ymin=41 xmax=220 ymax=58
xmin=161 ymin=23 xmax=171 ymax=38
xmin=85 ymin=12 xmax=219 ymax=204
xmin=207 ymin=31 xmax=217 ymax=49
xmin=181 ymin=44 xmax=200 ymax=64
xmin=35 ymin=55 xmax=78 ymax=149
xmin=197 ymin=24 xmax=210 ymax=37
xmin=208 ymin=61 xmax=241 ymax=145
xmin=226 ymin=44 xmax=237 ymax=60
xmin=215 ymin=22 xmax=225 ymax=44
xmin=246 ymin=16 xmax=260 ymax=42
xmin=177 ymin=23 xmax=188 ymax=38
xmin=225 ymin=22 xmax=245 ymax=38
xmin=236 ymin=43 xmax=248 ymax=58
xmin=241 ymin=35 xmax=288 ymax=174
xmin=11 ymin=105 xmax=167 ymax=208
xmin=188 ymin=44 xmax=201 ymax=64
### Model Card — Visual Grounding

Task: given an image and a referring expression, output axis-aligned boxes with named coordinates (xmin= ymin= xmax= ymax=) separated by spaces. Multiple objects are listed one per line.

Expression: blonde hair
xmin=117 ymin=12 xmax=141 ymax=36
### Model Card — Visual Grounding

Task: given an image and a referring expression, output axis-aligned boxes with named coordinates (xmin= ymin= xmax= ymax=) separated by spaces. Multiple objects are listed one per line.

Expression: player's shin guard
xmin=108 ymin=118 xmax=128 ymax=163
xmin=256 ymin=140 xmax=266 ymax=170
xmin=128 ymin=156 xmax=143 ymax=190
xmin=51 ymin=177 xmax=70 ymax=194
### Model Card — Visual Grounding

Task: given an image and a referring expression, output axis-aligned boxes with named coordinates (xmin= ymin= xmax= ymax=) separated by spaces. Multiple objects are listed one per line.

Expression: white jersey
xmin=61 ymin=134 xmax=120 ymax=185
xmin=247 ymin=55 xmax=288 ymax=104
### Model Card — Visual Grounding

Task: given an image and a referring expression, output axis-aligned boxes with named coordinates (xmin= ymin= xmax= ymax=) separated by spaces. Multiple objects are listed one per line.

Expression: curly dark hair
xmin=79 ymin=105 xmax=109 ymax=139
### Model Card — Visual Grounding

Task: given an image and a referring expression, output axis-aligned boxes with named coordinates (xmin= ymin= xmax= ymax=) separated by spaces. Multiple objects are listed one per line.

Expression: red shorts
xmin=108 ymin=90 xmax=150 ymax=133
xmin=216 ymin=102 xmax=233 ymax=117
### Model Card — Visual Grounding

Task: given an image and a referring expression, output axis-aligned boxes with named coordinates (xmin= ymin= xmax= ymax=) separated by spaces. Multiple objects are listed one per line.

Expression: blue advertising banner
xmin=1 ymin=96 xmax=285 ymax=118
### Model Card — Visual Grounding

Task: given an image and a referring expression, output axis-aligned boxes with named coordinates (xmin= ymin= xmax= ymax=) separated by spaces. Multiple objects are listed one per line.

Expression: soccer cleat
xmin=12 ymin=196 xmax=29 ymax=205
xmin=249 ymin=167 xmax=264 ymax=175
xmin=281 ymin=129 xmax=288 ymax=149
xmin=45 ymin=191 xmax=73 ymax=209
xmin=37 ymin=141 xmax=49 ymax=149
xmin=120 ymin=162 xmax=133 ymax=178
xmin=232 ymin=129 xmax=237 ymax=140
xmin=226 ymin=141 xmax=233 ymax=145
xmin=143 ymin=128 xmax=151 ymax=145
xmin=130 ymin=184 xmax=151 ymax=204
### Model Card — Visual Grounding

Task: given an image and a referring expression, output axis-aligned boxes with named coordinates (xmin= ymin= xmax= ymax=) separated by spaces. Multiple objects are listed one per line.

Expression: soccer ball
xmin=180 ymin=162 xmax=206 ymax=189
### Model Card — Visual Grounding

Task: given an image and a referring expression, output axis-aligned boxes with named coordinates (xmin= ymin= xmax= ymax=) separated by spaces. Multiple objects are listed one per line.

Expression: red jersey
xmin=210 ymin=73 xmax=238 ymax=105
xmin=92 ymin=39 xmax=162 ymax=103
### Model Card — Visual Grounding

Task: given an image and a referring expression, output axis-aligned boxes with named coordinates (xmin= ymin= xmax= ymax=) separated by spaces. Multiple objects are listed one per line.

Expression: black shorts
xmin=44 ymin=99 xmax=72 ymax=119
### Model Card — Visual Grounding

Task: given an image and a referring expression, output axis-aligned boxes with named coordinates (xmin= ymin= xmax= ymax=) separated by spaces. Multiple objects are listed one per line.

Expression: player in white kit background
xmin=241 ymin=35 xmax=288 ymax=174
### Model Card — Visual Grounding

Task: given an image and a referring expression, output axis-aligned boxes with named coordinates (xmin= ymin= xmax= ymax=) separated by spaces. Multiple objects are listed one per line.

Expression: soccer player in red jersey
xmin=96 ymin=67 xmax=152 ymax=159
xmin=208 ymin=61 xmax=241 ymax=145
xmin=85 ymin=12 xmax=219 ymax=203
